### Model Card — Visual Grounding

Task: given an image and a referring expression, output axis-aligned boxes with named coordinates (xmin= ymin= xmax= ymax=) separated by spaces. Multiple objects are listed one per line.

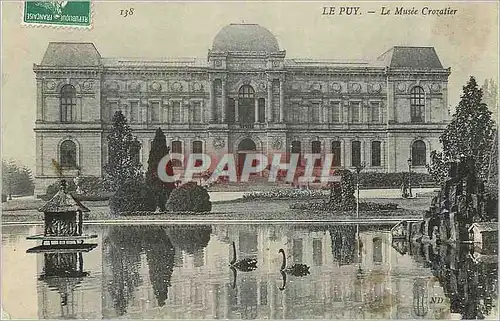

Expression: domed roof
xmin=212 ymin=24 xmax=279 ymax=53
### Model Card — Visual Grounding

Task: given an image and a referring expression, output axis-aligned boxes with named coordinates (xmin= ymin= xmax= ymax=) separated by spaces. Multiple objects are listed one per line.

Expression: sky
xmin=1 ymin=1 xmax=498 ymax=171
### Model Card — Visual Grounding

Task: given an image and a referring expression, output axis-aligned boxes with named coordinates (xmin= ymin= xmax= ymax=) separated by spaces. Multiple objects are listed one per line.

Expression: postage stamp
xmin=23 ymin=1 xmax=91 ymax=28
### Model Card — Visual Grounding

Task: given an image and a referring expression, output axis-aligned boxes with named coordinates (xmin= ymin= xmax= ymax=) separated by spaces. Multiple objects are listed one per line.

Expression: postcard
xmin=1 ymin=1 xmax=498 ymax=319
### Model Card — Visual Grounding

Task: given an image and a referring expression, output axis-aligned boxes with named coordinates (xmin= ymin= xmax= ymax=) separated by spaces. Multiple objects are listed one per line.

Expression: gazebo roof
xmin=38 ymin=180 xmax=90 ymax=213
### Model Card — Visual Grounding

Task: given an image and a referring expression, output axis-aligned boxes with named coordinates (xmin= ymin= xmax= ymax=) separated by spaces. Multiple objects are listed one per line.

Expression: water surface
xmin=2 ymin=223 xmax=497 ymax=319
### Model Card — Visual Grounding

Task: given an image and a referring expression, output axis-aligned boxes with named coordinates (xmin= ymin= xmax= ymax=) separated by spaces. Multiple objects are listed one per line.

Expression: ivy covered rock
xmin=110 ymin=176 xmax=156 ymax=214
xmin=166 ymin=182 xmax=212 ymax=213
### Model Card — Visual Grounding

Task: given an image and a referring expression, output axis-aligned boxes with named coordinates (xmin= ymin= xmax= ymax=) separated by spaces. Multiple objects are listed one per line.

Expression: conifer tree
xmin=428 ymin=76 xmax=496 ymax=183
xmin=146 ymin=128 xmax=175 ymax=211
xmin=103 ymin=111 xmax=142 ymax=191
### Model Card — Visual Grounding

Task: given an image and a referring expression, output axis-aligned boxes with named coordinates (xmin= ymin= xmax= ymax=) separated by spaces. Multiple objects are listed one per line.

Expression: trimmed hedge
xmin=166 ymin=182 xmax=212 ymax=213
xmin=110 ymin=177 xmax=156 ymax=214
xmin=290 ymin=200 xmax=398 ymax=211
xmin=351 ymin=172 xmax=435 ymax=189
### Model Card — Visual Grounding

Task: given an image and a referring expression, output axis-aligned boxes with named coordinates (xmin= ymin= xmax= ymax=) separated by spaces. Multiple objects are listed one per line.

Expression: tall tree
xmin=103 ymin=111 xmax=142 ymax=191
xmin=146 ymin=128 xmax=175 ymax=211
xmin=481 ymin=78 xmax=498 ymax=124
xmin=2 ymin=160 xmax=35 ymax=197
xmin=428 ymin=76 xmax=496 ymax=184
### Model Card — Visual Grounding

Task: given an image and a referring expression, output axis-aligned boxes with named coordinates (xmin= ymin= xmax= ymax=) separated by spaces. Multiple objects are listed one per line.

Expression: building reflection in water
xmin=394 ymin=240 xmax=498 ymax=320
xmin=97 ymin=223 xmax=465 ymax=319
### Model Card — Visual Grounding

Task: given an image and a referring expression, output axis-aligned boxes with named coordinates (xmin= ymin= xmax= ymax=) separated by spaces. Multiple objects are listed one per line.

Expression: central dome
xmin=212 ymin=24 xmax=279 ymax=53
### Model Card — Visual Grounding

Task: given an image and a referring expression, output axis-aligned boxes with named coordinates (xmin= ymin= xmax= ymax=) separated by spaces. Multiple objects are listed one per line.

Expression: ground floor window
xmin=371 ymin=141 xmax=381 ymax=166
xmin=351 ymin=141 xmax=361 ymax=167
xmin=412 ymin=140 xmax=426 ymax=166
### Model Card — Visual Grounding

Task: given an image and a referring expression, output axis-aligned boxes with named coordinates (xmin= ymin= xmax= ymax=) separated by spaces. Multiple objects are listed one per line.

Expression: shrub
xmin=1 ymin=194 xmax=7 ymax=203
xmin=109 ymin=176 xmax=156 ymax=214
xmin=327 ymin=169 xmax=356 ymax=210
xmin=168 ymin=225 xmax=212 ymax=254
xmin=166 ymin=182 xmax=212 ymax=213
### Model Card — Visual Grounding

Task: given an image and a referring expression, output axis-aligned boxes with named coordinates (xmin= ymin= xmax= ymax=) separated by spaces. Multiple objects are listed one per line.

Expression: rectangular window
xmin=371 ymin=102 xmax=380 ymax=122
xmin=351 ymin=102 xmax=360 ymax=123
xmin=259 ymin=283 xmax=268 ymax=306
xmin=302 ymin=105 xmax=309 ymax=123
xmin=150 ymin=101 xmax=160 ymax=122
xmin=292 ymin=239 xmax=303 ymax=264
xmin=292 ymin=104 xmax=300 ymax=123
xmin=331 ymin=101 xmax=340 ymax=123
xmin=371 ymin=141 xmax=381 ymax=167
xmin=130 ymin=101 xmax=138 ymax=123
xmin=313 ymin=239 xmax=323 ymax=266
xmin=311 ymin=103 xmax=320 ymax=123
xmin=172 ymin=101 xmax=181 ymax=123
xmin=352 ymin=141 xmax=361 ymax=167
xmin=192 ymin=101 xmax=202 ymax=123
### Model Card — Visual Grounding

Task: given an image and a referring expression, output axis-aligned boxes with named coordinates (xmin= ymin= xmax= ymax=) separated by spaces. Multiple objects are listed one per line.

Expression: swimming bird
xmin=278 ymin=248 xmax=310 ymax=277
xmin=230 ymin=242 xmax=257 ymax=271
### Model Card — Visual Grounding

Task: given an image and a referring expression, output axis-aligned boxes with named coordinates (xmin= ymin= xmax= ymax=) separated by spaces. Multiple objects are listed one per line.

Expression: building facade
xmin=33 ymin=23 xmax=451 ymax=194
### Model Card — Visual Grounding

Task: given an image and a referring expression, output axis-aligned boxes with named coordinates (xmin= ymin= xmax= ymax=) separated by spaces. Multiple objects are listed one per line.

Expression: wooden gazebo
xmin=27 ymin=180 xmax=97 ymax=252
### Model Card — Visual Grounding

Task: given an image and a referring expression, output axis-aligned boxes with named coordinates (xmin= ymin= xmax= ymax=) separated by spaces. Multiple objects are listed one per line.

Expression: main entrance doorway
xmin=237 ymin=138 xmax=257 ymax=177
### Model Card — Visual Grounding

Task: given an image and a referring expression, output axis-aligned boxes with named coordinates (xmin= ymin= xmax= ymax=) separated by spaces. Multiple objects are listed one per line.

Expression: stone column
xmin=361 ymin=140 xmax=366 ymax=165
xmin=254 ymin=98 xmax=259 ymax=123
xmin=425 ymin=91 xmax=430 ymax=123
xmin=209 ymin=79 xmax=215 ymax=122
xmin=279 ymin=79 xmax=285 ymax=122
xmin=322 ymin=102 xmax=327 ymax=124
xmin=36 ymin=79 xmax=43 ymax=121
xmin=442 ymin=83 xmax=449 ymax=122
xmin=386 ymin=79 xmax=394 ymax=124
xmin=267 ymin=80 xmax=273 ymax=122
xmin=222 ymin=79 xmax=227 ymax=122
xmin=341 ymin=140 xmax=345 ymax=167
xmin=235 ymin=99 xmax=239 ymax=122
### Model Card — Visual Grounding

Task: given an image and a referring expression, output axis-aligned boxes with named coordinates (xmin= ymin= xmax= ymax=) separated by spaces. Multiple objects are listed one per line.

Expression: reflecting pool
xmin=2 ymin=223 xmax=498 ymax=319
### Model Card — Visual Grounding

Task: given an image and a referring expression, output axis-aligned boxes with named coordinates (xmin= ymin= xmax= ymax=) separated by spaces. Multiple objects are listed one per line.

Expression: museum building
xmin=33 ymin=23 xmax=451 ymax=194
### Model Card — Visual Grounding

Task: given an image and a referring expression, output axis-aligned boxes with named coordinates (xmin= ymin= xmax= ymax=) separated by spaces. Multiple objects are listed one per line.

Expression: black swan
xmin=230 ymin=242 xmax=257 ymax=271
xmin=279 ymin=248 xmax=310 ymax=277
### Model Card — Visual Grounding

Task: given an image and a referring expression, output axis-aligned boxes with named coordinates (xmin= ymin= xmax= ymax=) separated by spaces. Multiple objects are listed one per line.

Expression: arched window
xmin=238 ymin=85 xmax=255 ymax=124
xmin=410 ymin=86 xmax=425 ymax=123
xmin=238 ymin=85 xmax=255 ymax=98
xmin=171 ymin=140 xmax=183 ymax=167
xmin=312 ymin=141 xmax=322 ymax=167
xmin=331 ymin=141 xmax=341 ymax=167
xmin=371 ymin=141 xmax=381 ymax=167
xmin=60 ymin=140 xmax=77 ymax=168
xmin=351 ymin=141 xmax=361 ymax=167
xmin=60 ymin=84 xmax=76 ymax=122
xmin=412 ymin=140 xmax=426 ymax=166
